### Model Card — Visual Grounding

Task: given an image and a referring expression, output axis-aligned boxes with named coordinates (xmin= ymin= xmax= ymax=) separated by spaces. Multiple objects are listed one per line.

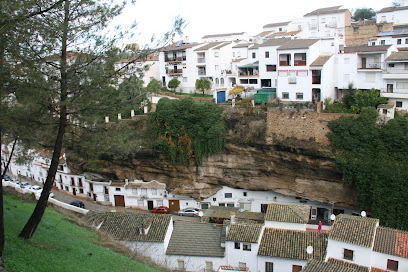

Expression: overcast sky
xmin=113 ymin=0 xmax=394 ymax=46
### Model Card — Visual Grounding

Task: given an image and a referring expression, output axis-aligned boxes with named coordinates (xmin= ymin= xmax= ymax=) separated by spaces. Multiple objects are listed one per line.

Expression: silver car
xmin=177 ymin=208 xmax=200 ymax=217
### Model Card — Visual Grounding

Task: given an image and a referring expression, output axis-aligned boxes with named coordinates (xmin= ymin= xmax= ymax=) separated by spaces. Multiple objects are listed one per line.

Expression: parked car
xmin=33 ymin=188 xmax=54 ymax=198
xmin=69 ymin=201 xmax=85 ymax=209
xmin=3 ymin=175 xmax=11 ymax=181
xmin=151 ymin=206 xmax=169 ymax=214
xmin=11 ymin=178 xmax=19 ymax=183
xmin=20 ymin=182 xmax=31 ymax=189
xmin=177 ymin=207 xmax=200 ymax=217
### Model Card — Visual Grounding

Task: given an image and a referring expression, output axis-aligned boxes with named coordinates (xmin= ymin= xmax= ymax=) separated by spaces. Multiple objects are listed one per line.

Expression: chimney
xmin=230 ymin=215 xmax=236 ymax=224
xmin=184 ymin=36 xmax=189 ymax=43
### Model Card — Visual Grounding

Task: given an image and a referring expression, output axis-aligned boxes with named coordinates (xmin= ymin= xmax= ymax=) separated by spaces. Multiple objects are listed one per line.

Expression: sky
xmin=113 ymin=0 xmax=394 ymax=46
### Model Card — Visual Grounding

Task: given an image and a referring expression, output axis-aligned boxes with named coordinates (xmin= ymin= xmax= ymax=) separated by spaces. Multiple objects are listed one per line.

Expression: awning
xmin=238 ymin=61 xmax=259 ymax=68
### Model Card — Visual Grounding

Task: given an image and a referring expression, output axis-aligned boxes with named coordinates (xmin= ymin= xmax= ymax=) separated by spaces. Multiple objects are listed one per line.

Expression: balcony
xmin=198 ymin=70 xmax=206 ymax=76
xmin=165 ymin=56 xmax=184 ymax=63
xmin=238 ymin=71 xmax=258 ymax=77
xmin=358 ymin=62 xmax=382 ymax=70
xmin=167 ymin=69 xmax=182 ymax=75
xmin=197 ymin=58 xmax=206 ymax=63
xmin=288 ymin=77 xmax=297 ymax=84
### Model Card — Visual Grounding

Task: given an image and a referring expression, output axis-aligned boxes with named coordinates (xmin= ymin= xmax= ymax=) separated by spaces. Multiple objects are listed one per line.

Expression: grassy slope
xmin=3 ymin=194 xmax=161 ymax=272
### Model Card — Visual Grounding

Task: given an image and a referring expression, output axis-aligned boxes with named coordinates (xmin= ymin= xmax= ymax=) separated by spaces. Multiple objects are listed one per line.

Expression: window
xmin=238 ymin=52 xmax=241 ymax=57
xmin=243 ymin=192 xmax=247 ymax=197
xmin=115 ymin=187 xmax=121 ymax=191
xmin=282 ymin=92 xmax=289 ymax=99
xmin=178 ymin=260 xmax=185 ymax=271
xmin=138 ymin=199 xmax=144 ymax=206
xmin=406 ymin=38 xmax=408 ymax=44
xmin=397 ymin=39 xmax=402 ymax=45
xmin=353 ymin=27 xmax=359 ymax=33
xmin=227 ymin=203 xmax=234 ymax=207
xmin=292 ymin=265 xmax=302 ymax=272
xmin=225 ymin=193 xmax=232 ymax=198
xmin=201 ymin=203 xmax=209 ymax=209
xmin=214 ymin=51 xmax=219 ymax=58
xmin=141 ymin=188 xmax=147 ymax=195
xmin=243 ymin=243 xmax=251 ymax=251
xmin=252 ymin=52 xmax=256 ymax=58
xmin=239 ymin=262 xmax=246 ymax=268
xmin=240 ymin=203 xmax=251 ymax=211
xmin=205 ymin=261 xmax=213 ymax=272
xmin=396 ymin=82 xmax=408 ymax=89
xmin=278 ymin=70 xmax=288 ymax=77
xmin=132 ymin=188 xmax=138 ymax=194
xmin=215 ymin=78 xmax=219 ymax=86
xmin=78 ymin=178 xmax=83 ymax=187
xmin=249 ymin=79 xmax=258 ymax=84
xmin=381 ymin=40 xmax=385 ymax=45
xmin=233 ymin=52 xmax=235 ymax=57
xmin=265 ymin=51 xmax=269 ymax=58
xmin=157 ymin=200 xmax=163 ymax=206
xmin=266 ymin=65 xmax=276 ymax=72
xmin=343 ymin=249 xmax=354 ymax=260
xmin=151 ymin=189 xmax=157 ymax=195
xmin=65 ymin=186 xmax=69 ymax=191
xmin=220 ymin=78 xmax=224 ymax=86
xmin=396 ymin=101 xmax=402 ymax=108
xmin=382 ymin=109 xmax=388 ymax=115
xmin=104 ymin=186 xmax=109 ymax=194
xmin=296 ymin=93 xmax=304 ymax=100
xmin=213 ymin=198 xmax=216 ymax=201
xmin=183 ymin=77 xmax=187 ymax=82
xmin=234 ymin=242 xmax=240 ymax=249
xmin=79 ymin=189 xmax=84 ymax=194
xmin=279 ymin=27 xmax=282 ymax=31
xmin=279 ymin=54 xmax=291 ymax=66
xmin=71 ymin=177 xmax=75 ymax=186
xmin=387 ymin=259 xmax=399 ymax=271
xmin=265 ymin=262 xmax=274 ymax=272
xmin=294 ymin=53 xmax=306 ymax=66
xmin=372 ymin=42 xmax=376 ymax=46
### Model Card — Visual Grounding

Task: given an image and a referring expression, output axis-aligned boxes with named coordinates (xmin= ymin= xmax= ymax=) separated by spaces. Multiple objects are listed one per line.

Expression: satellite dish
xmin=198 ymin=211 xmax=204 ymax=217
xmin=306 ymin=246 xmax=313 ymax=255
xmin=361 ymin=211 xmax=366 ymax=217
xmin=330 ymin=214 xmax=336 ymax=221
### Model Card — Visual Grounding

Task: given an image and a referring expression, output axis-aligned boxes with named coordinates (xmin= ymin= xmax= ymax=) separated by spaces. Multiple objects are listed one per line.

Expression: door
xmin=72 ymin=188 xmax=76 ymax=196
xmin=217 ymin=91 xmax=226 ymax=103
xmin=114 ymin=195 xmax=125 ymax=207
xmin=93 ymin=194 xmax=97 ymax=201
xmin=148 ymin=200 xmax=154 ymax=210
xmin=361 ymin=57 xmax=366 ymax=69
xmin=169 ymin=200 xmax=180 ymax=212
xmin=261 ymin=204 xmax=268 ymax=213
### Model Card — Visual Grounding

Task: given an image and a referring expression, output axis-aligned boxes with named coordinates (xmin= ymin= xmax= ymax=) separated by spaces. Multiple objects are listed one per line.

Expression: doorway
xmin=148 ymin=200 xmax=154 ymax=210
xmin=114 ymin=195 xmax=125 ymax=207
xmin=169 ymin=200 xmax=180 ymax=212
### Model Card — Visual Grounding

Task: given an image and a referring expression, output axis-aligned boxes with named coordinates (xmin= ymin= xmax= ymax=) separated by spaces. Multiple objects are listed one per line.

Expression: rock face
xmin=80 ymin=141 xmax=359 ymax=209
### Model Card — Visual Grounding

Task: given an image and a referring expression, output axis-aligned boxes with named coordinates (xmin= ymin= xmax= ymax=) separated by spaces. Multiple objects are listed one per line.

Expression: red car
xmin=151 ymin=206 xmax=169 ymax=214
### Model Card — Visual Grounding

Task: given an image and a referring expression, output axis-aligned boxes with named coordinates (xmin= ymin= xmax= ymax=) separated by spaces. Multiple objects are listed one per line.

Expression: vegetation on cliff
xmin=152 ymin=98 xmax=225 ymax=167
xmin=328 ymin=108 xmax=408 ymax=229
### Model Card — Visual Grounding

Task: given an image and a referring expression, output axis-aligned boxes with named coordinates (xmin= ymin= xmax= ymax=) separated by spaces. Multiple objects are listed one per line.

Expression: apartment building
xmin=376 ymin=1 xmax=408 ymax=25
xmin=382 ymin=51 xmax=408 ymax=110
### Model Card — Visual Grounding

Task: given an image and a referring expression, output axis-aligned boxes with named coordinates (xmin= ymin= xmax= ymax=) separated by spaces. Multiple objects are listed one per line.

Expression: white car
xmin=32 ymin=187 xmax=54 ymax=198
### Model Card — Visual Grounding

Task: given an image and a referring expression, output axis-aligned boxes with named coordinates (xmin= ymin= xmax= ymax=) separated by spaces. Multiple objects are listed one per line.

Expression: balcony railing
xmin=294 ymin=60 xmax=307 ymax=66
xmin=358 ymin=62 xmax=382 ymax=69
xmin=167 ymin=69 xmax=183 ymax=75
xmin=279 ymin=61 xmax=290 ymax=66
xmin=197 ymin=58 xmax=206 ymax=63
xmin=238 ymin=71 xmax=259 ymax=77
xmin=383 ymin=67 xmax=408 ymax=74
xmin=165 ymin=57 xmax=184 ymax=62
xmin=198 ymin=70 xmax=206 ymax=76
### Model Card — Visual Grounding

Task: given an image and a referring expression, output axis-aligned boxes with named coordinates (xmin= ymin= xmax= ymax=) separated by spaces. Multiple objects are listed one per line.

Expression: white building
xmin=382 ymin=51 xmax=408 ymax=111
xmin=201 ymin=32 xmax=249 ymax=43
xmin=376 ymin=3 xmax=408 ymax=25
xmin=371 ymin=29 xmax=408 ymax=49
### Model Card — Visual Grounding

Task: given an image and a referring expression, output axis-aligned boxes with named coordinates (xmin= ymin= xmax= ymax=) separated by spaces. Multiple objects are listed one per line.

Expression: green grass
xmin=160 ymin=90 xmax=213 ymax=98
xmin=3 ymin=194 xmax=162 ymax=272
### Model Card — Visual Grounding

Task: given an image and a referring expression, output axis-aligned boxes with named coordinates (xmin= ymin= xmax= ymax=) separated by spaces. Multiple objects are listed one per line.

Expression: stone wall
xmin=267 ymin=109 xmax=354 ymax=145
xmin=345 ymin=22 xmax=393 ymax=46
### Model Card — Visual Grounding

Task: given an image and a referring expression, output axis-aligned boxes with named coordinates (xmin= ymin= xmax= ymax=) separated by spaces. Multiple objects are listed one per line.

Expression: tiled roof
xmin=264 ymin=203 xmax=311 ymax=223
xmin=194 ymin=42 xmax=225 ymax=51
xmin=202 ymin=32 xmax=245 ymax=39
xmin=327 ymin=258 xmax=370 ymax=272
xmin=371 ymin=268 xmax=388 ymax=272
xmin=263 ymin=21 xmax=291 ymax=28
xmin=256 ymin=30 xmax=274 ymax=37
xmin=125 ymin=180 xmax=166 ymax=189
xmin=329 ymin=214 xmax=379 ymax=247
xmin=310 ymin=54 xmax=332 ymax=66
xmin=377 ymin=29 xmax=408 ymax=37
xmin=304 ymin=6 xmax=347 ymax=17
xmin=226 ymin=223 xmax=263 ymax=243
xmin=301 ymin=259 xmax=369 ymax=272
xmin=203 ymin=206 xmax=265 ymax=222
xmin=259 ymin=38 xmax=291 ymax=47
xmin=250 ymin=44 xmax=260 ymax=49
xmin=81 ymin=211 xmax=171 ymax=242
xmin=166 ymin=221 xmax=225 ymax=257
xmin=344 ymin=45 xmax=391 ymax=53
xmin=236 ymin=211 xmax=265 ymax=221
xmin=378 ymin=5 xmax=408 ymax=13
xmin=161 ymin=43 xmax=200 ymax=52
xmin=213 ymin=42 xmax=232 ymax=49
xmin=232 ymin=43 xmax=253 ymax=48
xmin=267 ymin=31 xmax=301 ymax=38
xmin=385 ymin=51 xmax=408 ymax=61
xmin=258 ymin=228 xmax=327 ymax=260
xmin=373 ymin=227 xmax=408 ymax=259
xmin=277 ymin=39 xmax=319 ymax=50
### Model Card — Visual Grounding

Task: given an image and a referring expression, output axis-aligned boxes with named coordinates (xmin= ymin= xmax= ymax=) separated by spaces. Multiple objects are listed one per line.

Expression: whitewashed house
xmin=201 ymin=32 xmax=249 ymax=43
xmin=376 ymin=3 xmax=408 ymax=25
xmin=165 ymin=220 xmax=226 ymax=272
xmin=225 ymin=223 xmax=264 ymax=271
xmin=382 ymin=51 xmax=408 ymax=111
xmin=262 ymin=22 xmax=291 ymax=34
xmin=264 ymin=203 xmax=310 ymax=231
xmin=371 ymin=29 xmax=408 ymax=49
xmin=325 ymin=214 xmax=379 ymax=267
xmin=123 ymin=179 xmax=167 ymax=210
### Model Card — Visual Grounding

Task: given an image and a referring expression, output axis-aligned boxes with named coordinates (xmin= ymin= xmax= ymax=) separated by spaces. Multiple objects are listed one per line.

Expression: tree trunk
xmin=19 ymin=0 xmax=70 ymax=240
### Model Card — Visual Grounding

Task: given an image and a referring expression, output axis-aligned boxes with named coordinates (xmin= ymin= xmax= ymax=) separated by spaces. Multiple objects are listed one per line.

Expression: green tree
xmin=353 ymin=8 xmax=376 ymax=20
xmin=168 ymin=77 xmax=181 ymax=92
xmin=147 ymin=78 xmax=162 ymax=94
xmin=195 ymin=78 xmax=212 ymax=96
xmin=351 ymin=89 xmax=387 ymax=113
xmin=228 ymin=85 xmax=245 ymax=99
xmin=153 ymin=98 xmax=225 ymax=166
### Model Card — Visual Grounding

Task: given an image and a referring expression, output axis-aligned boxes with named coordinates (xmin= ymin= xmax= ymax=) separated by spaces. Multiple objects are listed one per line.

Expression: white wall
xmin=257 ymin=255 xmax=306 ymax=272
xmin=377 ymin=9 xmax=408 ymax=25
xmin=325 ymin=239 xmax=373 ymax=267
xmin=225 ymin=241 xmax=259 ymax=271
xmin=164 ymin=255 xmax=226 ymax=272
xmin=264 ymin=221 xmax=307 ymax=231
xmin=371 ymin=251 xmax=408 ymax=271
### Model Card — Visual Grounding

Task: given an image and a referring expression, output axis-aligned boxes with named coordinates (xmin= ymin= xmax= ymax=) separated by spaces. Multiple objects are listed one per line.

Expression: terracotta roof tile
xmin=385 ymin=51 xmax=408 ymax=61
xmin=310 ymin=54 xmax=332 ymax=66
xmin=344 ymin=45 xmax=391 ymax=53
xmin=304 ymin=6 xmax=347 ymax=17
xmin=277 ymin=39 xmax=319 ymax=50
xmin=264 ymin=203 xmax=311 ymax=223
xmin=378 ymin=5 xmax=408 ymax=13
xmin=329 ymin=214 xmax=379 ymax=247
xmin=81 ymin=211 xmax=171 ymax=242
xmin=302 ymin=259 xmax=369 ymax=272
xmin=373 ymin=227 xmax=408 ymax=259
xmin=166 ymin=221 xmax=225 ymax=257
xmin=263 ymin=21 xmax=291 ymax=28
xmin=258 ymin=228 xmax=327 ymax=260
xmin=226 ymin=223 xmax=263 ymax=243
xmin=371 ymin=268 xmax=388 ymax=272
xmin=259 ymin=38 xmax=291 ymax=47
xmin=327 ymin=258 xmax=370 ymax=272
